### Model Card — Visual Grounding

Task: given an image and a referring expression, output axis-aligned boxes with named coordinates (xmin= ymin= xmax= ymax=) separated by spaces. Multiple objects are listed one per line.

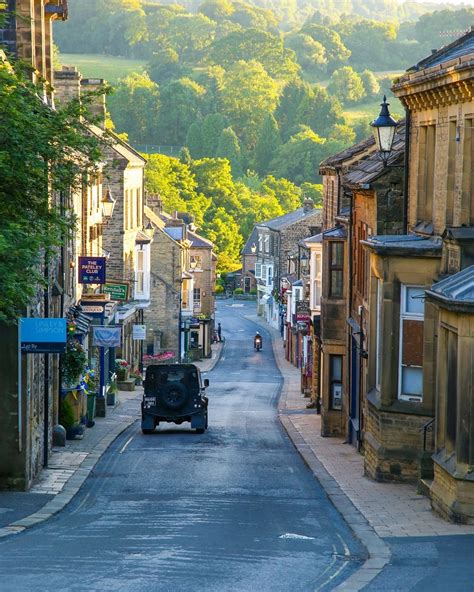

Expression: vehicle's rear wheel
xmin=142 ymin=428 xmax=154 ymax=434
xmin=195 ymin=428 xmax=205 ymax=434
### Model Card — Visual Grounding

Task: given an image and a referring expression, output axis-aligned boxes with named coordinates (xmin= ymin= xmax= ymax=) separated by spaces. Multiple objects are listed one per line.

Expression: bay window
xmin=398 ymin=285 xmax=424 ymax=401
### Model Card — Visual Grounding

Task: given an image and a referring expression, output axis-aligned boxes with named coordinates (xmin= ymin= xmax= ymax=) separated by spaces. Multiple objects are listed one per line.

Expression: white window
xmin=255 ymin=262 xmax=262 ymax=279
xmin=264 ymin=235 xmax=269 ymax=253
xmin=135 ymin=244 xmax=150 ymax=300
xmin=261 ymin=264 xmax=267 ymax=284
xmin=193 ymin=287 xmax=201 ymax=312
xmin=376 ymin=279 xmax=383 ymax=390
xmin=398 ymin=285 xmax=424 ymax=401
xmin=312 ymin=252 xmax=322 ymax=309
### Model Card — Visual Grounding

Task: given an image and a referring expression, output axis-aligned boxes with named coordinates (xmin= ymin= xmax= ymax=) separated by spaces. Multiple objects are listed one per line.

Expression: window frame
xmin=329 ymin=241 xmax=344 ymax=298
xmin=398 ymin=284 xmax=425 ymax=402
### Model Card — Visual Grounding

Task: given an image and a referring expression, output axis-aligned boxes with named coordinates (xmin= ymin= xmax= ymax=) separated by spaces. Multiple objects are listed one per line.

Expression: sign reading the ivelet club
xmin=20 ymin=318 xmax=67 ymax=354
xmin=296 ymin=300 xmax=311 ymax=322
xmin=78 ymin=256 xmax=107 ymax=284
xmin=103 ymin=282 xmax=129 ymax=301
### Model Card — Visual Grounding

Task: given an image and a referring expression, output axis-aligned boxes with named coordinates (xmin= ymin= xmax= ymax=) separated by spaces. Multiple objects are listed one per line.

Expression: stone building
xmin=240 ymin=228 xmax=258 ymax=294
xmin=360 ymin=30 xmax=474 ymax=521
xmin=254 ymin=199 xmax=322 ymax=329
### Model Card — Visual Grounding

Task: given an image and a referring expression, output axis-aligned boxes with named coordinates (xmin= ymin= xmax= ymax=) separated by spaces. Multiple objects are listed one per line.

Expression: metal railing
xmin=422 ymin=417 xmax=435 ymax=451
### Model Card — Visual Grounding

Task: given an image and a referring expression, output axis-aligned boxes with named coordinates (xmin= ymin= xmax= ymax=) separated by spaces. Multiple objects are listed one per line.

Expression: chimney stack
xmin=303 ymin=197 xmax=314 ymax=213
xmin=81 ymin=78 xmax=107 ymax=129
xmin=54 ymin=65 xmax=82 ymax=105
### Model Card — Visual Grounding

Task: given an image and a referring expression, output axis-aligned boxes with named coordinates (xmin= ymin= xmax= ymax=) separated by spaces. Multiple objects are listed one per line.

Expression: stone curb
xmin=0 ymin=409 xmax=138 ymax=540
xmin=202 ymin=341 xmax=225 ymax=373
xmin=244 ymin=313 xmax=391 ymax=591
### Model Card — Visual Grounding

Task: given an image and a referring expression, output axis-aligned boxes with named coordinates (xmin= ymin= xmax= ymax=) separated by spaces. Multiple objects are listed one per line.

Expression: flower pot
xmin=116 ymin=369 xmax=129 ymax=381
xmin=66 ymin=424 xmax=85 ymax=440
xmin=107 ymin=391 xmax=117 ymax=406
xmin=87 ymin=392 xmax=97 ymax=426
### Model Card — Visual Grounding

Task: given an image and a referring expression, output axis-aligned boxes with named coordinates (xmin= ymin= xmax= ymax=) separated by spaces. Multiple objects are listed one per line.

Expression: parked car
xmin=141 ymin=364 xmax=209 ymax=434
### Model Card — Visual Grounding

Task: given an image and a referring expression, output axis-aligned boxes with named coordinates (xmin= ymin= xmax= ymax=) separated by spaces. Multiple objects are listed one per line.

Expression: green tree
xmin=179 ymin=146 xmax=192 ymax=165
xmin=254 ymin=114 xmax=281 ymax=176
xmin=270 ymin=127 xmax=326 ymax=184
xmin=220 ymin=60 xmax=279 ymax=149
xmin=201 ymin=112 xmax=227 ymax=156
xmin=147 ymin=48 xmax=187 ymax=86
xmin=198 ymin=0 xmax=234 ymax=21
xmin=301 ymin=24 xmax=351 ymax=72
xmin=260 ymin=175 xmax=302 ymax=211
xmin=208 ymin=28 xmax=300 ymax=80
xmin=186 ymin=122 xmax=205 ymax=159
xmin=237 ymin=182 xmax=283 ymax=237
xmin=216 ymin=127 xmax=243 ymax=177
xmin=275 ymin=79 xmax=313 ymax=141
xmin=108 ymin=72 xmax=159 ymax=143
xmin=329 ymin=123 xmax=356 ymax=146
xmin=360 ymin=69 xmax=380 ymax=99
xmin=295 ymin=85 xmax=343 ymax=137
xmin=301 ymin=182 xmax=323 ymax=207
xmin=157 ymin=78 xmax=206 ymax=145
xmin=191 ymin=158 xmax=241 ymax=216
xmin=0 ymin=62 xmax=103 ymax=321
xmin=327 ymin=67 xmax=365 ymax=105
xmin=205 ymin=206 xmax=243 ymax=269
xmin=284 ymin=33 xmax=327 ymax=75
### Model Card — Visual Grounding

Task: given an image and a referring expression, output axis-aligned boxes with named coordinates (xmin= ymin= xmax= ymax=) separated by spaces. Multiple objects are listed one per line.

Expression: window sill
xmin=367 ymin=388 xmax=433 ymax=416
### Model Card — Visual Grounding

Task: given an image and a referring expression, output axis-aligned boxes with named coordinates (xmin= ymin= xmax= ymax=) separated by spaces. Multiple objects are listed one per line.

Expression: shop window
xmin=329 ymin=242 xmax=344 ymax=298
xmin=330 ymin=354 xmax=343 ymax=410
xmin=398 ymin=285 xmax=424 ymax=401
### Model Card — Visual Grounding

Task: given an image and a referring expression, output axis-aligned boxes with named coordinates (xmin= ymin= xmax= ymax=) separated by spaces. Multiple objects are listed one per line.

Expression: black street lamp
xmin=371 ymin=95 xmax=398 ymax=165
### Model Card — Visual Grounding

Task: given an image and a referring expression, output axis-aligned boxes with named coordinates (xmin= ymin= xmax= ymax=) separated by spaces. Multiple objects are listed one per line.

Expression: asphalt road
xmin=0 ymin=301 xmax=365 ymax=592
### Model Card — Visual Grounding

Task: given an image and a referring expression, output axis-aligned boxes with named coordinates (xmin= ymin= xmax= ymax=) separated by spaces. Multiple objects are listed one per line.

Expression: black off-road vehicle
xmin=141 ymin=364 xmax=209 ymax=434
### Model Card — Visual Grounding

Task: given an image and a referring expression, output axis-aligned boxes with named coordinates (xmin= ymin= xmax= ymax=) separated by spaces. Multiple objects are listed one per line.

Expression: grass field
xmin=59 ymin=53 xmax=147 ymax=82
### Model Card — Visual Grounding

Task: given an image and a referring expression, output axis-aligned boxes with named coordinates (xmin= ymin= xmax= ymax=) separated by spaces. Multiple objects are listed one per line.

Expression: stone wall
xmin=278 ymin=209 xmax=323 ymax=280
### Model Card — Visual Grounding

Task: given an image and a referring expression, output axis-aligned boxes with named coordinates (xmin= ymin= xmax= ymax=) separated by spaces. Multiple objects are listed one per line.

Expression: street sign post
xmin=78 ymin=256 xmax=107 ymax=284
xmin=132 ymin=324 xmax=146 ymax=340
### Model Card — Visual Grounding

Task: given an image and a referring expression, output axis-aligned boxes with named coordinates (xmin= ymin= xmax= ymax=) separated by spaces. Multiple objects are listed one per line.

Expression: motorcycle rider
xmin=254 ymin=331 xmax=262 ymax=350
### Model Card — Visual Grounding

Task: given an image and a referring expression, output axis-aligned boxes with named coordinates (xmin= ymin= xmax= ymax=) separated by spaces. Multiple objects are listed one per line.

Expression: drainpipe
xmin=43 ymin=256 xmax=50 ymax=468
xmin=347 ymin=188 xmax=354 ymax=439
xmin=358 ymin=305 xmax=365 ymax=452
xmin=403 ymin=108 xmax=411 ymax=235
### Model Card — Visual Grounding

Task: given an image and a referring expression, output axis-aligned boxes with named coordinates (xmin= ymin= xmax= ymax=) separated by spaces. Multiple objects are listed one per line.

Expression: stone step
xmin=417 ymin=478 xmax=433 ymax=497
xmin=116 ymin=379 xmax=136 ymax=392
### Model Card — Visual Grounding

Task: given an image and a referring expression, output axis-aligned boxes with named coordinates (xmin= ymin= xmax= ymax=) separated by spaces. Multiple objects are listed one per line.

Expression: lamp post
xmin=370 ymin=95 xmax=398 ymax=166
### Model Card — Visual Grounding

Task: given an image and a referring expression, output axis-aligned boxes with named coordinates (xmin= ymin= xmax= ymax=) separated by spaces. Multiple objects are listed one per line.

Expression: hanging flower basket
xmin=143 ymin=352 xmax=176 ymax=367
xmin=61 ymin=340 xmax=87 ymax=388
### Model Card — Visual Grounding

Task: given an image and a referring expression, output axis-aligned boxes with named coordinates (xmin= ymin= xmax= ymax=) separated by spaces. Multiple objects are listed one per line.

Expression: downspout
xmin=347 ymin=184 xmax=354 ymax=440
xmin=403 ymin=108 xmax=411 ymax=235
xmin=43 ymin=256 xmax=50 ymax=468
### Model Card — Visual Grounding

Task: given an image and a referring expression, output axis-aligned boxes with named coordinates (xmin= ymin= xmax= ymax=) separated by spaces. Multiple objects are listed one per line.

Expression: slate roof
xmin=319 ymin=135 xmax=375 ymax=171
xmin=258 ymin=206 xmax=321 ymax=231
xmin=344 ymin=121 xmax=405 ymax=187
xmin=427 ymin=265 xmax=474 ymax=308
xmin=164 ymin=226 xmax=184 ymax=241
xmin=242 ymin=227 xmax=259 ymax=255
xmin=362 ymin=234 xmax=442 ymax=257
xmin=323 ymin=226 xmax=347 ymax=240
xmin=409 ymin=28 xmax=474 ymax=72
xmin=135 ymin=230 xmax=152 ymax=244
xmin=304 ymin=232 xmax=323 ymax=245
xmin=188 ymin=230 xmax=213 ymax=249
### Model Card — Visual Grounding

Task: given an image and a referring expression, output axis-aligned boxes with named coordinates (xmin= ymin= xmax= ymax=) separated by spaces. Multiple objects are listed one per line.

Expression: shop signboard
xmin=78 ymin=256 xmax=106 ymax=284
xmin=92 ymin=326 xmax=122 ymax=347
xmin=20 ymin=318 xmax=67 ymax=354
xmin=103 ymin=282 xmax=129 ymax=301
xmin=296 ymin=300 xmax=311 ymax=322
xmin=132 ymin=324 xmax=146 ymax=340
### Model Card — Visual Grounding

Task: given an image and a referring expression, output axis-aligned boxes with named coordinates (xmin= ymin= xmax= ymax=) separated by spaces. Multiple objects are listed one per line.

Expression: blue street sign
xmin=20 ymin=318 xmax=67 ymax=354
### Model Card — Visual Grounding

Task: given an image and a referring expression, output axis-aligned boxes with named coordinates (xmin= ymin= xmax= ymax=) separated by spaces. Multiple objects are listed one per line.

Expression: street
xmin=0 ymin=301 xmax=364 ymax=592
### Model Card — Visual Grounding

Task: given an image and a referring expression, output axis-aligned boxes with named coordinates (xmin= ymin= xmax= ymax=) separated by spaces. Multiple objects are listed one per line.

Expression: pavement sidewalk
xmin=245 ymin=312 xmax=474 ymax=590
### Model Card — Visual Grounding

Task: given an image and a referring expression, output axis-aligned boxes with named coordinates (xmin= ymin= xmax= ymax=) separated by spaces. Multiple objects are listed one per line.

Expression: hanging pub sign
xmin=296 ymin=300 xmax=311 ymax=322
xmin=20 ymin=318 xmax=67 ymax=354
xmin=103 ymin=282 xmax=129 ymax=301
xmin=78 ymin=256 xmax=107 ymax=284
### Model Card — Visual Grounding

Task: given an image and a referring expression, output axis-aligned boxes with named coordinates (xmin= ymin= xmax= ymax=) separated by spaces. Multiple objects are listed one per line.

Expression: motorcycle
xmin=254 ymin=336 xmax=262 ymax=352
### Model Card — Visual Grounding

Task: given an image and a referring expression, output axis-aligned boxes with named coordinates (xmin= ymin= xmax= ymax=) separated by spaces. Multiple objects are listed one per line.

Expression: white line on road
xmin=279 ymin=533 xmax=315 ymax=540
xmin=119 ymin=436 xmax=134 ymax=454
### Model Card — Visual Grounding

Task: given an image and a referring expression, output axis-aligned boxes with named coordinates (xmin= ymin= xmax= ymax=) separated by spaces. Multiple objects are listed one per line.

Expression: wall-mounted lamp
xmin=251 ymin=243 xmax=257 ymax=254
xmin=101 ymin=187 xmax=116 ymax=220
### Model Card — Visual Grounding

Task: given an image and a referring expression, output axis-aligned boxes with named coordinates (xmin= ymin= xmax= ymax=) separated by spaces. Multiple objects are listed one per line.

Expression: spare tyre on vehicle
xmin=141 ymin=363 xmax=209 ymax=434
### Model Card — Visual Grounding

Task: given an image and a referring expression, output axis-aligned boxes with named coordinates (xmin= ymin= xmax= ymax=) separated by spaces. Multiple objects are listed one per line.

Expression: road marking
xmin=288 ymin=467 xmax=294 ymax=473
xmin=119 ymin=436 xmax=134 ymax=454
xmin=279 ymin=533 xmax=315 ymax=540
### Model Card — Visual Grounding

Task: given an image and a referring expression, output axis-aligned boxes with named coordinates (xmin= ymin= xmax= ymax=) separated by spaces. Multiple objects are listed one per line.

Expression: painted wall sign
xmin=78 ymin=256 xmax=107 ymax=284
xmin=92 ymin=326 xmax=122 ymax=347
xmin=20 ymin=318 xmax=67 ymax=354
xmin=296 ymin=300 xmax=311 ymax=321
xmin=103 ymin=282 xmax=129 ymax=301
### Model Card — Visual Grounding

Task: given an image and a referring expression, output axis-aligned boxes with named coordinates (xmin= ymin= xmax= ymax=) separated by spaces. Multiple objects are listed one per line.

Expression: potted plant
xmin=59 ymin=398 xmax=84 ymax=440
xmin=115 ymin=359 xmax=130 ymax=381
xmin=130 ymin=367 xmax=143 ymax=386
xmin=85 ymin=369 xmax=98 ymax=426
xmin=61 ymin=340 xmax=87 ymax=388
